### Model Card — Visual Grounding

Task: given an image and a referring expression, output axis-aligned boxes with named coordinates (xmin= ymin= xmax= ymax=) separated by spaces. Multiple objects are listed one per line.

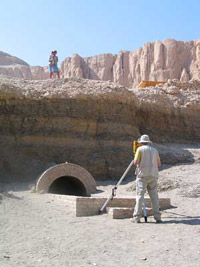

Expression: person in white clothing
xmin=133 ymin=134 xmax=162 ymax=223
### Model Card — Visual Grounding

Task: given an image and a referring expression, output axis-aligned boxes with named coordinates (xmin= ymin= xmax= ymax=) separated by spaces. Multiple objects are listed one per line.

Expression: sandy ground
xmin=0 ymin=145 xmax=200 ymax=267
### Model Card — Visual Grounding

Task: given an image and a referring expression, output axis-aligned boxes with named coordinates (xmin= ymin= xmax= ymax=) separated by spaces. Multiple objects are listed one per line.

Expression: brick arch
xmin=36 ymin=162 xmax=96 ymax=195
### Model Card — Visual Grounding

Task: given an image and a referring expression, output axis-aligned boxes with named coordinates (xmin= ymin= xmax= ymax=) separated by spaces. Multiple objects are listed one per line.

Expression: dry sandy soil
xmin=0 ymin=144 xmax=200 ymax=267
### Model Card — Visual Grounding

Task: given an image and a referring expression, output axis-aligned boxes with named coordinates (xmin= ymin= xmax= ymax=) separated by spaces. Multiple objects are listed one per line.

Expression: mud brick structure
xmin=36 ymin=163 xmax=96 ymax=196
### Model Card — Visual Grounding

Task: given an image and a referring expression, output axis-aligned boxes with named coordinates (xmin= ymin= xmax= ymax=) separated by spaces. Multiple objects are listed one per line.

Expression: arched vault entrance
xmin=36 ymin=163 xmax=96 ymax=196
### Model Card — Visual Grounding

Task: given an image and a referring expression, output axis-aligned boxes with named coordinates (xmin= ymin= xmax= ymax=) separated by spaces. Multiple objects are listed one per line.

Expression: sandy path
xmin=0 ymin=147 xmax=200 ymax=267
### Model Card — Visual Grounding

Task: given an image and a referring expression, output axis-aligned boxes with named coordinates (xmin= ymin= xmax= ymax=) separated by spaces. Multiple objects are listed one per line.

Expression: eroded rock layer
xmin=0 ymin=77 xmax=199 ymax=182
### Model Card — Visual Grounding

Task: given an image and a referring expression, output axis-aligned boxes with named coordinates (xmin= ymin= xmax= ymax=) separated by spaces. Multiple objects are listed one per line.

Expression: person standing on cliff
xmin=49 ymin=50 xmax=60 ymax=78
xmin=133 ymin=134 xmax=162 ymax=223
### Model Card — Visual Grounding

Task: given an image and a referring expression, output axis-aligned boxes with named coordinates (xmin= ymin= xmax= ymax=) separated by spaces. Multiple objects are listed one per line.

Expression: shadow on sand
xmin=0 ymin=183 xmax=24 ymax=200
xmin=1 ymin=191 xmax=23 ymax=200
xmin=162 ymin=217 xmax=200 ymax=225
xmin=161 ymin=211 xmax=200 ymax=225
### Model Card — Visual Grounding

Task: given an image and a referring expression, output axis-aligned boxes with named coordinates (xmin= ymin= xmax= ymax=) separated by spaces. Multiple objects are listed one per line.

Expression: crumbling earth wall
xmin=0 ymin=77 xmax=199 ymax=182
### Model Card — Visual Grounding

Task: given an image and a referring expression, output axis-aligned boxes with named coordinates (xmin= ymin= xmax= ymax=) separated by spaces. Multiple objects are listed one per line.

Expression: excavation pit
xmin=36 ymin=162 xmax=96 ymax=196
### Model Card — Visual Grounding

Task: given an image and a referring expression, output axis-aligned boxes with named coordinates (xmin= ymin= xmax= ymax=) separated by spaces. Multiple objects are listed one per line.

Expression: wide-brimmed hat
xmin=138 ymin=134 xmax=152 ymax=144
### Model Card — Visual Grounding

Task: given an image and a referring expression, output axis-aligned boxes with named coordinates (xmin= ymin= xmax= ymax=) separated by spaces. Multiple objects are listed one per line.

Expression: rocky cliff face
xmin=0 ymin=77 xmax=199 ymax=182
xmin=60 ymin=39 xmax=200 ymax=87
xmin=30 ymin=66 xmax=49 ymax=80
xmin=1 ymin=39 xmax=200 ymax=86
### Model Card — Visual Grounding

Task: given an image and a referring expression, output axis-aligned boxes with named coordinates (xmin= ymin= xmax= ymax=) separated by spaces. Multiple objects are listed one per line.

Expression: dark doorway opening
xmin=48 ymin=176 xmax=87 ymax=196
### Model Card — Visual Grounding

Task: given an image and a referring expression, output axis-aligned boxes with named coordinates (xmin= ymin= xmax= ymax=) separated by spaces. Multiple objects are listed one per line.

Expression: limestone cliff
xmin=30 ymin=66 xmax=49 ymax=80
xmin=0 ymin=51 xmax=32 ymax=79
xmin=0 ymin=77 xmax=199 ymax=183
xmin=1 ymin=39 xmax=200 ymax=87
xmin=60 ymin=39 xmax=200 ymax=87
xmin=0 ymin=51 xmax=49 ymax=80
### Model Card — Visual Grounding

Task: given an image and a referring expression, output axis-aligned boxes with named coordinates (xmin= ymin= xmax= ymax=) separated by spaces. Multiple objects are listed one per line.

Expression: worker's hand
xmin=134 ymin=159 xmax=139 ymax=165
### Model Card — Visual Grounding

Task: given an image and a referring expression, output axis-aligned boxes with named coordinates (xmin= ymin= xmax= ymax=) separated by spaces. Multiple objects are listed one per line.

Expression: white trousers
xmin=133 ymin=176 xmax=161 ymax=220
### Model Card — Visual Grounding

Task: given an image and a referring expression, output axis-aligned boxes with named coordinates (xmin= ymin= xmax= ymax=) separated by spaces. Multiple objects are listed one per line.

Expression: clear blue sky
xmin=1 ymin=0 xmax=199 ymax=66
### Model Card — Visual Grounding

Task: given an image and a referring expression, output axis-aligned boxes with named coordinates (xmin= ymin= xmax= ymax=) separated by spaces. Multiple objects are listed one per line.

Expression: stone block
xmin=106 ymin=207 xmax=153 ymax=219
xmin=75 ymin=197 xmax=171 ymax=217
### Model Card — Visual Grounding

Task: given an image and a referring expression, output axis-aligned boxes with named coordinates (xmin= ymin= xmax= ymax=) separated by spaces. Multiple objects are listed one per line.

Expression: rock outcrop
xmin=60 ymin=39 xmax=200 ymax=87
xmin=0 ymin=51 xmax=49 ymax=80
xmin=0 ymin=76 xmax=199 ymax=182
xmin=0 ymin=51 xmax=33 ymax=79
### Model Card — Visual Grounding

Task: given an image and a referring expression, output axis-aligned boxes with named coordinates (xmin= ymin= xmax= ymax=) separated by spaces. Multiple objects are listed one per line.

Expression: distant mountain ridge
xmin=0 ymin=39 xmax=200 ymax=87
xmin=0 ymin=51 xmax=48 ymax=79
xmin=0 ymin=51 xmax=29 ymax=66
